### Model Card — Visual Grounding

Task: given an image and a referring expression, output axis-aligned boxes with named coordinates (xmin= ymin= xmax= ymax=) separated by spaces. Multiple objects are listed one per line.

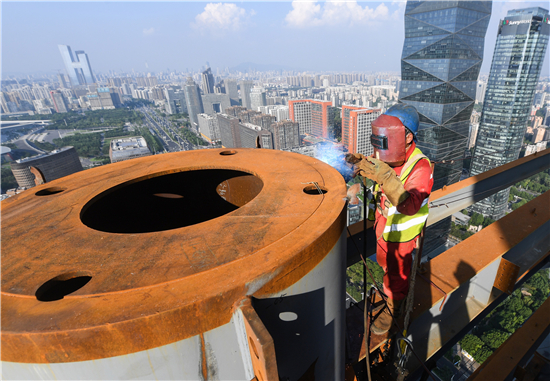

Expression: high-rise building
xmin=225 ymin=79 xmax=239 ymax=105
xmin=201 ymin=93 xmax=231 ymax=115
xmin=184 ymin=77 xmax=204 ymax=129
xmin=398 ymin=1 xmax=492 ymax=190
xmin=57 ymin=74 xmax=69 ymax=89
xmin=49 ymin=91 xmax=69 ymax=113
xmin=470 ymin=7 xmax=549 ymax=219
xmin=272 ymin=121 xmax=300 ymax=150
xmin=398 ymin=1 xmax=492 ymax=254
xmin=197 ymin=113 xmax=220 ymax=143
xmin=251 ymin=114 xmax=276 ymax=132
xmin=58 ymin=45 xmax=96 ymax=87
xmin=250 ymin=88 xmax=267 ymax=111
xmin=475 ymin=80 xmax=487 ymax=103
xmin=201 ymin=68 xmax=215 ymax=94
xmin=347 ymin=109 xmax=382 ymax=156
xmin=239 ymin=80 xmax=254 ymax=109
xmin=288 ymin=99 xmax=333 ymax=138
xmin=341 ymin=105 xmax=365 ymax=149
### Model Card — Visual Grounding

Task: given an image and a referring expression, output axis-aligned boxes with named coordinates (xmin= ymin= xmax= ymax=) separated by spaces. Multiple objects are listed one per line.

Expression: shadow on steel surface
xmin=253 ymin=289 xmax=334 ymax=381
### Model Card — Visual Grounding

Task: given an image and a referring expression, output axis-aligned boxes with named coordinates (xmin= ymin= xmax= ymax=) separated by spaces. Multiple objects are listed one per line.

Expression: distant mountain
xmin=229 ymin=62 xmax=306 ymax=73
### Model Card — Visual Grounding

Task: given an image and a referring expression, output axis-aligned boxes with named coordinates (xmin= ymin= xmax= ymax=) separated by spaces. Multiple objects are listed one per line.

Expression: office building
xmin=470 ymin=7 xmax=549 ymax=219
xmin=272 ymin=121 xmax=300 ymax=150
xmin=164 ymin=88 xmax=187 ymax=115
xmin=58 ymin=45 xmax=96 ymax=87
xmin=109 ymin=137 xmax=152 ymax=163
xmin=10 ymin=147 xmax=83 ymax=188
xmin=399 ymin=1 xmax=492 ymax=190
xmin=346 ymin=108 xmax=382 ymax=156
xmin=201 ymin=68 xmax=215 ymax=94
xmin=476 ymin=80 xmax=487 ymax=103
xmin=398 ymin=0 xmax=492 ymax=254
xmin=49 ymin=91 xmax=69 ymax=113
xmin=239 ymin=80 xmax=254 ymax=109
xmin=198 ymin=113 xmax=220 ymax=143
xmin=225 ymin=79 xmax=239 ymax=105
xmin=184 ymin=77 xmax=204 ymax=129
xmin=250 ymin=88 xmax=267 ymax=111
xmin=201 ymin=93 xmax=231 ymax=115
xmin=57 ymin=74 xmax=70 ymax=89
xmin=341 ymin=105 xmax=365 ymax=150
xmin=288 ymin=100 xmax=333 ymax=138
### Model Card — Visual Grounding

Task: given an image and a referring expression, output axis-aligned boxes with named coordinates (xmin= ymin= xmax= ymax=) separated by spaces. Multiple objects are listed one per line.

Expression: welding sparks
xmin=316 ymin=144 xmax=354 ymax=183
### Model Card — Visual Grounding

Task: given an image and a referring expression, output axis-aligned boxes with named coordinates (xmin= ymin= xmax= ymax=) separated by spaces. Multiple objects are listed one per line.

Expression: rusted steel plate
xmin=493 ymin=258 xmax=521 ymax=295
xmin=412 ymin=192 xmax=550 ymax=319
xmin=241 ymin=298 xmax=279 ymax=381
xmin=1 ymin=148 xmax=347 ymax=363
xmin=468 ymin=297 xmax=550 ymax=381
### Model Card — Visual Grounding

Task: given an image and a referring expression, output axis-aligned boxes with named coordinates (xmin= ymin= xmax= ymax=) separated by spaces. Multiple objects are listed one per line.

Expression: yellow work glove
xmin=354 ymin=156 xmax=409 ymax=207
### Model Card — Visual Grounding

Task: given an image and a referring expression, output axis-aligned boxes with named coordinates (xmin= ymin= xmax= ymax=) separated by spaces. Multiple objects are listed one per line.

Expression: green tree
xmin=475 ymin=346 xmax=494 ymax=364
xmin=470 ymin=212 xmax=483 ymax=226
xmin=481 ymin=330 xmax=509 ymax=350
xmin=1 ymin=166 xmax=18 ymax=193
xmin=460 ymin=333 xmax=484 ymax=357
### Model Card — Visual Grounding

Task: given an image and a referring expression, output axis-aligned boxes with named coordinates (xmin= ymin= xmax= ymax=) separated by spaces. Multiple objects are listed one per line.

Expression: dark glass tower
xmin=470 ymin=7 xmax=549 ymax=220
xmin=398 ymin=1 xmax=492 ymax=254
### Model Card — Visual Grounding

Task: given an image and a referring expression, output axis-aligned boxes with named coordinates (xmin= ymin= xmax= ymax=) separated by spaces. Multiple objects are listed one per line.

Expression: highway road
xmin=138 ymin=107 xmax=197 ymax=153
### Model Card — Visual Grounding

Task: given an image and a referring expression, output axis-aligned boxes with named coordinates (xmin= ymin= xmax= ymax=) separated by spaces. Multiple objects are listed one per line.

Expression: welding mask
xmin=370 ymin=114 xmax=407 ymax=166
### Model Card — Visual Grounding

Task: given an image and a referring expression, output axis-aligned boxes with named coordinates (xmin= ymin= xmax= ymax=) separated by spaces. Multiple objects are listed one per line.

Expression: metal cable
xmin=346 ymin=224 xmax=438 ymax=381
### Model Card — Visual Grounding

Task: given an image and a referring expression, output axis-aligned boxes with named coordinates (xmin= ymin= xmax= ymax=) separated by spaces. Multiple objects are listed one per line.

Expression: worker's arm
xmin=395 ymin=159 xmax=433 ymax=216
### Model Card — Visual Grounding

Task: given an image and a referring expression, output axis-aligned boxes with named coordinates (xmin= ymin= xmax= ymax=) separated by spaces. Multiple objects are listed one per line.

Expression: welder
xmin=346 ymin=104 xmax=433 ymax=335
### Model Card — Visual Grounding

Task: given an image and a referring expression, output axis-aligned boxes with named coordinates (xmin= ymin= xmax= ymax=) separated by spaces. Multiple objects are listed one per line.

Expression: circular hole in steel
xmin=80 ymin=169 xmax=263 ymax=234
xmin=35 ymin=187 xmax=66 ymax=196
xmin=35 ymin=271 xmax=92 ymax=302
xmin=220 ymin=150 xmax=237 ymax=156
xmin=153 ymin=193 xmax=184 ymax=199
xmin=279 ymin=312 xmax=298 ymax=321
xmin=303 ymin=184 xmax=328 ymax=195
xmin=249 ymin=336 xmax=260 ymax=359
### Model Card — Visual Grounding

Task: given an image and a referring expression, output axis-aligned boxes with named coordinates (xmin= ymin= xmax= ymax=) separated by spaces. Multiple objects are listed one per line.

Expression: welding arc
xmin=346 ymin=227 xmax=438 ymax=381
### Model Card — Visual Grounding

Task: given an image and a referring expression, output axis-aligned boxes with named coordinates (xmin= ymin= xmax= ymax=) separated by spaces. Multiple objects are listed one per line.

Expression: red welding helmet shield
xmin=371 ymin=114 xmax=406 ymax=166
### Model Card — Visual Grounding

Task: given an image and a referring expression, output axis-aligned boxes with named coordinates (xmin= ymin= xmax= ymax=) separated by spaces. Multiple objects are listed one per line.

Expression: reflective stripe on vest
xmin=366 ymin=147 xmax=431 ymax=242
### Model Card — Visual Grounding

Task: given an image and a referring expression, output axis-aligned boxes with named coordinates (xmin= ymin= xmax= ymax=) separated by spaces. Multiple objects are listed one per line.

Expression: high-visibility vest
xmin=366 ymin=147 xmax=430 ymax=243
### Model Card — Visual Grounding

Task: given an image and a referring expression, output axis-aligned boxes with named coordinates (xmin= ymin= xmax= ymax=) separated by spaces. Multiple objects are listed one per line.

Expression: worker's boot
xmin=371 ymin=298 xmax=403 ymax=335
xmin=370 ymin=289 xmax=387 ymax=314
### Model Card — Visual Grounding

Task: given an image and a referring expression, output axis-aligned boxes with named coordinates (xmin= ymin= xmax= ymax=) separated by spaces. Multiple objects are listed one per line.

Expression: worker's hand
xmin=345 ymin=153 xmax=364 ymax=165
xmin=353 ymin=156 xmax=390 ymax=184
xmin=353 ymin=157 xmax=409 ymax=206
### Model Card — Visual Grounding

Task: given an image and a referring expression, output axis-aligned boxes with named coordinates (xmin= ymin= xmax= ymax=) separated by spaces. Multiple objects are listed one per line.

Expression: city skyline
xmin=2 ymin=1 xmax=550 ymax=77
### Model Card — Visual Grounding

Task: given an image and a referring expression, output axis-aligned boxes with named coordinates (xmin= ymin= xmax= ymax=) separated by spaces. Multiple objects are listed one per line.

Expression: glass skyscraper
xmin=398 ymin=1 xmax=492 ymax=254
xmin=470 ymin=7 xmax=549 ymax=219
xmin=58 ymin=45 xmax=96 ymax=87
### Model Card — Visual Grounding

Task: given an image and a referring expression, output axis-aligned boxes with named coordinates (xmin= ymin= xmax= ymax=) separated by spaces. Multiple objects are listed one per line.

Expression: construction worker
xmin=346 ymin=104 xmax=433 ymax=335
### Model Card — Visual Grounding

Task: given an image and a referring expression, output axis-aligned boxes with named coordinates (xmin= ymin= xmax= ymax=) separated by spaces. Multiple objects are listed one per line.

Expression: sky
xmin=2 ymin=1 xmax=549 ymax=77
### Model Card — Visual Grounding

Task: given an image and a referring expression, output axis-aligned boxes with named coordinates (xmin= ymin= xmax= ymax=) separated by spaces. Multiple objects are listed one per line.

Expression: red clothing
xmin=374 ymin=142 xmax=433 ymax=301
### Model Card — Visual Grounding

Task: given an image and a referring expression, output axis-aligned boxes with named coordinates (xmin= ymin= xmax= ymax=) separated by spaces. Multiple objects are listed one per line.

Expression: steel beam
xmin=427 ymin=148 xmax=550 ymax=226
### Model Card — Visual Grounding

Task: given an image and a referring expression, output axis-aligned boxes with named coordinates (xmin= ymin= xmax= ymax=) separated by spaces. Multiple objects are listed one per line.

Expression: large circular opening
xmin=80 ymin=169 xmax=263 ymax=233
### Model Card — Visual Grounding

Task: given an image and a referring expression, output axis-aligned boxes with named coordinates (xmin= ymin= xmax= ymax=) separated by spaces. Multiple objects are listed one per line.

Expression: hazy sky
xmin=2 ymin=1 xmax=549 ymax=77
